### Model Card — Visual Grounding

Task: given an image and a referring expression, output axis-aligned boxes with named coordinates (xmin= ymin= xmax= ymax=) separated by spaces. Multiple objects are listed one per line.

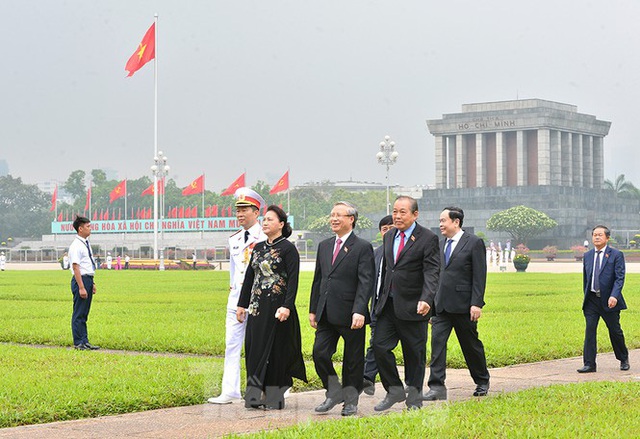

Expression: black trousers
xmin=312 ymin=318 xmax=365 ymax=405
xmin=428 ymin=311 xmax=490 ymax=389
xmin=372 ymin=299 xmax=427 ymax=405
xmin=71 ymin=275 xmax=94 ymax=346
xmin=583 ymin=293 xmax=628 ymax=367
xmin=363 ymin=321 xmax=379 ymax=382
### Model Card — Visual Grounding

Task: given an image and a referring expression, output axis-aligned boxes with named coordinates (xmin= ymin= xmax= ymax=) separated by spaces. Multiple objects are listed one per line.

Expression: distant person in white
xmin=106 ymin=252 xmax=113 ymax=270
xmin=208 ymin=187 xmax=267 ymax=404
xmin=0 ymin=252 xmax=6 ymax=271
xmin=62 ymin=252 xmax=70 ymax=270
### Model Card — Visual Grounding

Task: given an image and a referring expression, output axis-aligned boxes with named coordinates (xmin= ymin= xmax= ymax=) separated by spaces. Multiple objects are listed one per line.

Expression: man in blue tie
xmin=424 ymin=207 xmax=489 ymax=400
xmin=578 ymin=225 xmax=630 ymax=373
xmin=68 ymin=216 xmax=100 ymax=350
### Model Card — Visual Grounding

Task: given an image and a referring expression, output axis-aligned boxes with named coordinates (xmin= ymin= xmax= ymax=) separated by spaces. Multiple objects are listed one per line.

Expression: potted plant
xmin=571 ymin=245 xmax=587 ymax=261
xmin=513 ymin=244 xmax=530 ymax=272
xmin=542 ymin=245 xmax=557 ymax=261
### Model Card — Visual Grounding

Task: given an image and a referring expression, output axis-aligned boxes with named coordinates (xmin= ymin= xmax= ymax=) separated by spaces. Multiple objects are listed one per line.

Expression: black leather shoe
xmin=84 ymin=343 xmax=100 ymax=350
xmin=473 ymin=384 xmax=489 ymax=396
xmin=621 ymin=360 xmax=630 ymax=371
xmin=422 ymin=388 xmax=447 ymax=401
xmin=362 ymin=378 xmax=375 ymax=396
xmin=577 ymin=365 xmax=597 ymax=373
xmin=341 ymin=403 xmax=357 ymax=416
xmin=374 ymin=393 xmax=406 ymax=412
xmin=314 ymin=397 xmax=343 ymax=413
xmin=74 ymin=344 xmax=89 ymax=350
xmin=406 ymin=403 xmax=422 ymax=411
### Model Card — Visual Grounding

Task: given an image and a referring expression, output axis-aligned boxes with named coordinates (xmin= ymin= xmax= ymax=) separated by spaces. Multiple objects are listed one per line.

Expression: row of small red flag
xmin=51 ymin=171 xmax=289 ymax=212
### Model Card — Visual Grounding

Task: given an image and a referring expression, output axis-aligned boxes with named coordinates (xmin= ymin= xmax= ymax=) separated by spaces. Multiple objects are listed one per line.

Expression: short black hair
xmin=73 ymin=216 xmax=90 ymax=232
xmin=378 ymin=215 xmax=393 ymax=230
xmin=592 ymin=225 xmax=611 ymax=238
xmin=267 ymin=205 xmax=293 ymax=238
xmin=442 ymin=206 xmax=464 ymax=228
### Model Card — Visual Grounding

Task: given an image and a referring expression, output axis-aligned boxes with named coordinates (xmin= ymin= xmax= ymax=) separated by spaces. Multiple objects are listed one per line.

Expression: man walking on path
xmin=578 ymin=225 xmax=630 ymax=373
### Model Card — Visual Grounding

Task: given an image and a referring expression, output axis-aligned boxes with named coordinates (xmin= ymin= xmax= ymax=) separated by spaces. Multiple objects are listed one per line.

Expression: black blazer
xmin=435 ymin=232 xmax=487 ymax=315
xmin=370 ymin=245 xmax=384 ymax=314
xmin=375 ymin=222 xmax=440 ymax=321
xmin=310 ymin=233 xmax=375 ymax=327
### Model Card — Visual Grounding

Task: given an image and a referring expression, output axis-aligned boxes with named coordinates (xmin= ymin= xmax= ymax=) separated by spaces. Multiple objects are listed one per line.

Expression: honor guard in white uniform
xmin=208 ymin=187 xmax=267 ymax=404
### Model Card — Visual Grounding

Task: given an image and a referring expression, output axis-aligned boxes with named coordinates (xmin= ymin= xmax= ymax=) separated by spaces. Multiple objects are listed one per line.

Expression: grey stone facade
xmin=423 ymin=100 xmax=635 ymax=248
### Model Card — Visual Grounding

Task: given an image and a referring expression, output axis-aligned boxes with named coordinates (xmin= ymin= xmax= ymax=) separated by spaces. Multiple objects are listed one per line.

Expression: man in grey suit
xmin=424 ymin=206 xmax=490 ymax=400
xmin=310 ymin=201 xmax=375 ymax=416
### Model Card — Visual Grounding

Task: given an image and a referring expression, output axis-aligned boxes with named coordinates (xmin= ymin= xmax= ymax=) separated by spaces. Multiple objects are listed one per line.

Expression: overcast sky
xmin=2 ymin=1 xmax=640 ymax=192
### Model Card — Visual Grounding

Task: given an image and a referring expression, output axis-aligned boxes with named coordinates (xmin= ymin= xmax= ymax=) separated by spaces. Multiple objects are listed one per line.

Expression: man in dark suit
xmin=373 ymin=196 xmax=440 ymax=411
xmin=577 ymin=225 xmax=630 ymax=373
xmin=424 ymin=207 xmax=490 ymax=401
xmin=310 ymin=201 xmax=375 ymax=416
xmin=363 ymin=215 xmax=394 ymax=396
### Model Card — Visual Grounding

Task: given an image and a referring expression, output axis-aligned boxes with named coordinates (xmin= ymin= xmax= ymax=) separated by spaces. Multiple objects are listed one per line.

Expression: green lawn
xmin=0 ymin=270 xmax=638 ymax=428
xmin=245 ymin=382 xmax=640 ymax=438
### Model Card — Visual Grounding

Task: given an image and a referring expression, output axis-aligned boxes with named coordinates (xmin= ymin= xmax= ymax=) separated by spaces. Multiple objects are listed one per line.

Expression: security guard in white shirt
xmin=208 ymin=187 xmax=267 ymax=404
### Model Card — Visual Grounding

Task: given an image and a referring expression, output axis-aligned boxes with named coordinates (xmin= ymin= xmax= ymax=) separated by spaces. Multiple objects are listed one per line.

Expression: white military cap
xmin=234 ymin=187 xmax=265 ymax=210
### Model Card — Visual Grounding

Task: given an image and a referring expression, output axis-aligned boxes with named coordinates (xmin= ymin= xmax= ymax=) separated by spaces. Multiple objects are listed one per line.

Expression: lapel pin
xmin=410 ymin=235 xmax=416 ymax=242
xmin=344 ymin=247 xmax=349 ymax=253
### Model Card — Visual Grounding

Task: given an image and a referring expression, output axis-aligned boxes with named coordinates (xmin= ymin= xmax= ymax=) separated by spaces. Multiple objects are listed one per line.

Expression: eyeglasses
xmin=330 ymin=213 xmax=353 ymax=219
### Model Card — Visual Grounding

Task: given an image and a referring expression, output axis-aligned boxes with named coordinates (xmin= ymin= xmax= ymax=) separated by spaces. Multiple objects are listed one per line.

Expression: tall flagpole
xmin=287 ymin=167 xmax=290 ymax=214
xmin=124 ymin=179 xmax=128 ymax=222
xmin=152 ymin=13 xmax=159 ymax=261
xmin=88 ymin=180 xmax=92 ymax=221
xmin=202 ymin=173 xmax=205 ymax=219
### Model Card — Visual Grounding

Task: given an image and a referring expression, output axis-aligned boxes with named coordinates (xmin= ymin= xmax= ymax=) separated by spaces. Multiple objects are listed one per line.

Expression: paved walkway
xmin=1 ymin=349 xmax=638 ymax=438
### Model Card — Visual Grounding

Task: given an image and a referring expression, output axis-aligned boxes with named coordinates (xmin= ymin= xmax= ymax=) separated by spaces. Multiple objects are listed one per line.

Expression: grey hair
xmin=334 ymin=201 xmax=359 ymax=228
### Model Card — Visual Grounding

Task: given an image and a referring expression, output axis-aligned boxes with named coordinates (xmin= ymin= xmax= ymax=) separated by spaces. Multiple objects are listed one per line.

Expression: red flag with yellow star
xmin=109 ymin=180 xmax=127 ymax=203
xmin=221 ymin=173 xmax=246 ymax=196
xmin=182 ymin=175 xmax=204 ymax=196
xmin=269 ymin=171 xmax=289 ymax=195
xmin=125 ymin=23 xmax=155 ymax=77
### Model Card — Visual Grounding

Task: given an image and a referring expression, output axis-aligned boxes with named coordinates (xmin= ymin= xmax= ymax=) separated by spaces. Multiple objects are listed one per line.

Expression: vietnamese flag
xmin=221 ymin=173 xmax=245 ymax=196
xmin=125 ymin=23 xmax=155 ymax=77
xmin=84 ymin=186 xmax=91 ymax=211
xmin=269 ymin=171 xmax=289 ymax=195
xmin=57 ymin=212 xmax=63 ymax=221
xmin=212 ymin=205 xmax=219 ymax=217
xmin=110 ymin=180 xmax=127 ymax=203
xmin=142 ymin=179 xmax=165 ymax=196
xmin=178 ymin=207 xmax=184 ymax=218
xmin=50 ymin=185 xmax=58 ymax=211
xmin=170 ymin=207 xmax=177 ymax=218
xmin=182 ymin=175 xmax=204 ymax=196
xmin=92 ymin=211 xmax=98 ymax=221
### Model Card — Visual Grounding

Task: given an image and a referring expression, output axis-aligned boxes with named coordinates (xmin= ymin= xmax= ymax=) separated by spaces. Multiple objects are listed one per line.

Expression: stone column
xmin=496 ymin=132 xmax=506 ymax=187
xmin=435 ymin=135 xmax=447 ymax=189
xmin=593 ymin=136 xmax=604 ymax=189
xmin=448 ymin=136 xmax=457 ymax=189
xmin=516 ymin=130 xmax=527 ymax=186
xmin=549 ymin=130 xmax=562 ymax=186
xmin=561 ymin=131 xmax=573 ymax=186
xmin=456 ymin=134 xmax=467 ymax=188
xmin=572 ymin=133 xmax=583 ymax=187
xmin=537 ymin=129 xmax=551 ymax=185
xmin=582 ymin=135 xmax=593 ymax=188
xmin=476 ymin=133 xmax=486 ymax=187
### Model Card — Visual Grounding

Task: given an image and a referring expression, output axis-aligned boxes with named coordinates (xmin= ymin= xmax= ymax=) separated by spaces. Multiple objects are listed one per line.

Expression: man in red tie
xmin=372 ymin=196 xmax=440 ymax=411
xmin=309 ymin=202 xmax=375 ymax=416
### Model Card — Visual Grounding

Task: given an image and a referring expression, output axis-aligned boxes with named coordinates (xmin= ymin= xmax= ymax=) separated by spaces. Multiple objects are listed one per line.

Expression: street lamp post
xmin=151 ymin=151 xmax=170 ymax=270
xmin=376 ymin=135 xmax=399 ymax=215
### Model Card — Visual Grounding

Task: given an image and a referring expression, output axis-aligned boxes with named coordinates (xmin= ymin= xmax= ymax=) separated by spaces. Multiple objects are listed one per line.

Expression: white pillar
xmin=456 ymin=134 xmax=467 ymax=188
xmin=476 ymin=133 xmax=486 ymax=187
xmin=537 ymin=129 xmax=551 ymax=185
xmin=593 ymin=136 xmax=604 ymax=189
xmin=550 ymin=130 xmax=562 ymax=186
xmin=448 ymin=136 xmax=457 ymax=189
xmin=496 ymin=132 xmax=506 ymax=187
xmin=572 ymin=133 xmax=583 ymax=187
xmin=582 ymin=135 xmax=593 ymax=188
xmin=516 ymin=130 xmax=527 ymax=186
xmin=435 ymin=135 xmax=447 ymax=189
xmin=561 ymin=132 xmax=573 ymax=186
